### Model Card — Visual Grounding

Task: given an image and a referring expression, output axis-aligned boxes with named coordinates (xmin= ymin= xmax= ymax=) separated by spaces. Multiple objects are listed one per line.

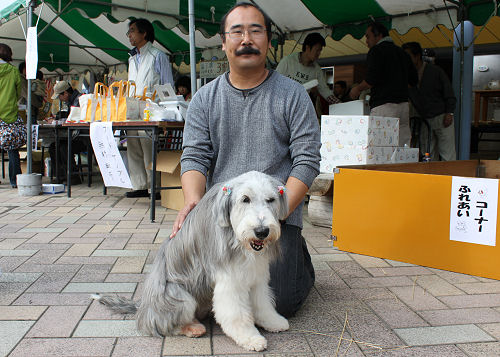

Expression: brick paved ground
xmin=1 ymin=176 xmax=500 ymax=356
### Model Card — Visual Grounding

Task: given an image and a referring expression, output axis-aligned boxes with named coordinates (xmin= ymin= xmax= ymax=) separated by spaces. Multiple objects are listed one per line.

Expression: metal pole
xmin=188 ymin=0 xmax=196 ymax=95
xmin=26 ymin=0 xmax=33 ymax=174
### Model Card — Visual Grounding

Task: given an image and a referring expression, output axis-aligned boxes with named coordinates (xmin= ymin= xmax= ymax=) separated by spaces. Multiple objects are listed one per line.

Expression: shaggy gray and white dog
xmin=96 ymin=171 xmax=290 ymax=351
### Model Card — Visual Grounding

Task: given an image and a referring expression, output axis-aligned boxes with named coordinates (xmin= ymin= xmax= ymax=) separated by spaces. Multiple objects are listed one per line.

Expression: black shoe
xmin=149 ymin=192 xmax=161 ymax=200
xmin=125 ymin=189 xmax=149 ymax=198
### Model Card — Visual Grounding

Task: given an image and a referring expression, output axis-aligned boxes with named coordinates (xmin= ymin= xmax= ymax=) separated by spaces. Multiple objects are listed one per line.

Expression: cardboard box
xmin=329 ymin=100 xmax=370 ymax=115
xmin=320 ymin=145 xmax=396 ymax=173
xmin=156 ymin=151 xmax=184 ymax=211
xmin=332 ymin=160 xmax=500 ymax=280
xmin=42 ymin=183 xmax=65 ymax=194
xmin=19 ymin=150 xmax=48 ymax=174
xmin=321 ymin=115 xmax=399 ymax=147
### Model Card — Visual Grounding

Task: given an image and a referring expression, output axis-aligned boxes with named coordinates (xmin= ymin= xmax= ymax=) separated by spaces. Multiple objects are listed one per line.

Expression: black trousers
xmin=48 ymin=138 xmax=87 ymax=182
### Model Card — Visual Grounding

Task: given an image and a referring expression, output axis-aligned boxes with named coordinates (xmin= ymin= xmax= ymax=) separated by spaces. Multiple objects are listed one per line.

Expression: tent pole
xmin=26 ymin=0 xmax=34 ymax=175
xmin=188 ymin=0 xmax=196 ymax=95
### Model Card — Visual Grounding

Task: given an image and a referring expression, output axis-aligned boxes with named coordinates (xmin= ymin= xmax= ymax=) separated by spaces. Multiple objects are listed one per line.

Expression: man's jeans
xmin=270 ymin=223 xmax=315 ymax=317
xmin=8 ymin=149 xmax=21 ymax=187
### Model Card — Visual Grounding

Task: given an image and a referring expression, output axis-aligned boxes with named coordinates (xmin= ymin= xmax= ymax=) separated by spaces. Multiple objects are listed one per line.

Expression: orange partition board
xmin=332 ymin=167 xmax=500 ymax=280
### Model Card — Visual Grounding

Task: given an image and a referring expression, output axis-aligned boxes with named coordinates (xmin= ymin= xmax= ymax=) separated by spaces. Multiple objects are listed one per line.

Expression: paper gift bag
xmin=112 ymin=81 xmax=140 ymax=121
xmin=85 ymin=82 xmax=108 ymax=122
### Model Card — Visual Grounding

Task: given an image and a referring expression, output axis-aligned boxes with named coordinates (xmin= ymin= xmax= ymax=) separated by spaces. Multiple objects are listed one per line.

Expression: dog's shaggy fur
xmin=96 ymin=171 xmax=290 ymax=351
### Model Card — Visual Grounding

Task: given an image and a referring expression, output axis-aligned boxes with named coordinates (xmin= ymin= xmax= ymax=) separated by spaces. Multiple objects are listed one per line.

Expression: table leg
xmin=150 ymin=127 xmax=158 ymax=223
xmin=54 ymin=127 xmax=60 ymax=182
xmin=67 ymin=128 xmax=72 ymax=197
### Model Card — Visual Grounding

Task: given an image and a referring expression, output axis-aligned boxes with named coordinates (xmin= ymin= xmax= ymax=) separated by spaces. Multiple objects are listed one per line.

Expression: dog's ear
xmin=277 ymin=185 xmax=289 ymax=220
xmin=214 ymin=185 xmax=232 ymax=227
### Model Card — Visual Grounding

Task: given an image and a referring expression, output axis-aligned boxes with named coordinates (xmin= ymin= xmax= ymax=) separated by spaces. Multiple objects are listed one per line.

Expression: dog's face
xmin=216 ymin=171 xmax=288 ymax=253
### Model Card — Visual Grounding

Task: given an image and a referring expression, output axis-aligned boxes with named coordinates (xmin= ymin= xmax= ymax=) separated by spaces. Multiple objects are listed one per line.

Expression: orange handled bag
xmin=85 ymin=82 xmax=108 ymax=122
xmin=112 ymin=81 xmax=140 ymax=121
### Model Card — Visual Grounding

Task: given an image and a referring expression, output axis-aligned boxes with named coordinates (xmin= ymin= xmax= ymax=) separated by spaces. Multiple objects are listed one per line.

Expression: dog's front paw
xmin=238 ymin=334 xmax=267 ymax=351
xmin=257 ymin=315 xmax=289 ymax=332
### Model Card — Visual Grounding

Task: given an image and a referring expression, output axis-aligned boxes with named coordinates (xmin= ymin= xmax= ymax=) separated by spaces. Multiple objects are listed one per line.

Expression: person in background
xmin=126 ymin=18 xmax=174 ymax=198
xmin=276 ymin=32 xmax=338 ymax=108
xmin=48 ymin=81 xmax=85 ymax=184
xmin=175 ymin=75 xmax=192 ymax=101
xmin=402 ymin=41 xmax=456 ymax=161
xmin=0 ymin=44 xmax=26 ymax=188
xmin=18 ymin=62 xmax=46 ymax=122
xmin=333 ymin=80 xmax=352 ymax=103
xmin=349 ymin=22 xmax=418 ymax=146
xmin=172 ymin=2 xmax=320 ymax=322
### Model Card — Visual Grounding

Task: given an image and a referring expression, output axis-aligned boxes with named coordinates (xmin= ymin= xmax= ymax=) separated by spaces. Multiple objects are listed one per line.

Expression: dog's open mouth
xmin=250 ymin=239 xmax=265 ymax=251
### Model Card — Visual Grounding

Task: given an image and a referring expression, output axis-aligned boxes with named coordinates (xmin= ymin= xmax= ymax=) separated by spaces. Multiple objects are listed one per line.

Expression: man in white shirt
xmin=276 ymin=32 xmax=336 ymax=106
xmin=126 ymin=18 xmax=174 ymax=198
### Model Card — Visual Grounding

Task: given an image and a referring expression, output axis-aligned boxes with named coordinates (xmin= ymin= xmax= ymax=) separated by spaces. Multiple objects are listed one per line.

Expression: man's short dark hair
xmin=175 ymin=75 xmax=191 ymax=93
xmin=219 ymin=2 xmax=272 ymax=42
xmin=0 ymin=43 xmax=13 ymax=62
xmin=129 ymin=18 xmax=155 ymax=43
xmin=367 ymin=22 xmax=389 ymax=38
xmin=402 ymin=42 xmax=423 ymax=58
xmin=334 ymin=80 xmax=347 ymax=89
xmin=302 ymin=33 xmax=326 ymax=52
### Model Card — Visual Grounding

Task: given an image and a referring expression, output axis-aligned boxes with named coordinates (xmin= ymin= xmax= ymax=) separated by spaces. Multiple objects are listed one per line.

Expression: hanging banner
xmin=90 ymin=122 xmax=132 ymax=189
xmin=450 ymin=176 xmax=499 ymax=246
xmin=25 ymin=26 xmax=38 ymax=79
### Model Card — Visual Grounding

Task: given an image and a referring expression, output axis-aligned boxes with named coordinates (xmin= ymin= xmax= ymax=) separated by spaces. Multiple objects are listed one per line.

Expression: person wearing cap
xmin=51 ymin=80 xmax=81 ymax=118
xmin=276 ymin=32 xmax=338 ymax=112
xmin=0 ymin=43 xmax=26 ymax=188
xmin=49 ymin=81 xmax=85 ymax=184
xmin=125 ymin=18 xmax=174 ymax=198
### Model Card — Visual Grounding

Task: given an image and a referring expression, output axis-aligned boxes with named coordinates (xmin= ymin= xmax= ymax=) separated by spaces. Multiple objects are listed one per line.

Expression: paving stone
xmin=438 ymin=293 xmax=500 ymax=308
xmin=351 ymin=287 xmax=396 ymax=301
xmin=389 ymin=286 xmax=448 ymax=310
xmin=455 ymin=282 xmax=500 ymax=294
xmin=112 ymin=337 xmax=163 ymax=356
xmin=478 ymin=322 xmax=500 ymax=339
xmin=0 ymin=305 xmax=47 ymax=320
xmin=368 ymin=298 xmax=429 ymax=328
xmin=105 ymin=273 xmax=145 ymax=283
xmin=62 ymin=282 xmax=136 ymax=293
xmin=163 ymin=335 xmax=212 ymax=355
xmin=429 ymin=268 xmax=480 ymax=284
xmin=63 ymin=243 xmax=99 ymax=257
xmin=25 ymin=249 xmax=65 ymax=264
xmin=55 ymin=215 xmax=82 ymax=224
xmin=458 ymin=342 xmax=500 ymax=357
xmin=350 ymin=254 xmax=390 ymax=268
xmin=0 ymin=239 xmax=26 ymax=249
xmin=365 ymin=344 xmax=468 ymax=356
xmin=415 ymin=275 xmax=466 ymax=296
xmin=311 ymin=253 xmax=352 ymax=262
xmin=111 ymin=256 xmax=147 ymax=273
xmin=344 ymin=276 xmax=414 ymax=289
xmin=72 ymin=264 xmax=112 ymax=283
xmin=19 ymin=227 xmax=66 ymax=233
xmin=8 ymin=337 xmax=115 ymax=357
xmin=13 ymin=292 xmax=93 ymax=306
xmin=74 ymin=320 xmax=143 ymax=337
xmin=327 ymin=261 xmax=371 ymax=279
xmin=305 ymin=332 xmax=365 ymax=356
xmin=0 ymin=256 xmax=30 ymax=272
xmin=26 ymin=272 xmax=75 ymax=293
xmin=92 ymin=249 xmax=149 ymax=257
xmin=0 ymin=272 xmax=41 ymax=282
xmin=98 ymin=237 xmax=129 ymax=249
xmin=366 ymin=266 xmax=434 ymax=277
xmin=384 ymin=259 xmax=416 ymax=267
xmin=56 ymin=256 xmax=117 ymax=265
xmin=27 ymin=305 xmax=87 ymax=337
xmin=394 ymin=324 xmax=495 ymax=346
xmin=0 ymin=320 xmax=35 ymax=357
xmin=15 ymin=263 xmax=81 ymax=273
xmin=420 ymin=307 xmax=500 ymax=325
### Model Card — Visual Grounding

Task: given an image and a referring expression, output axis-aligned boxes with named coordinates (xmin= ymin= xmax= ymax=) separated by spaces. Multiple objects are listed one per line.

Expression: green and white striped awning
xmin=0 ymin=0 xmax=498 ymax=73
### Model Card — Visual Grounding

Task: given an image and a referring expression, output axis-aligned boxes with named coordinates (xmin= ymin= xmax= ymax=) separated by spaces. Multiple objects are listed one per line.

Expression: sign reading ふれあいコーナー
xmin=450 ymin=176 xmax=499 ymax=246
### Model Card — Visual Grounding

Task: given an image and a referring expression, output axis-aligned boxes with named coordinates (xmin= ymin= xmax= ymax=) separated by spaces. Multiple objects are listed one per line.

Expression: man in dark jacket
xmin=403 ymin=41 xmax=456 ymax=161
xmin=350 ymin=22 xmax=418 ymax=146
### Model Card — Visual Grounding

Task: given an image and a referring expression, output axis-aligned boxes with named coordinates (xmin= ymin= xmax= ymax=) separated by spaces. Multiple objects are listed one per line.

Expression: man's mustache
xmin=235 ymin=47 xmax=261 ymax=56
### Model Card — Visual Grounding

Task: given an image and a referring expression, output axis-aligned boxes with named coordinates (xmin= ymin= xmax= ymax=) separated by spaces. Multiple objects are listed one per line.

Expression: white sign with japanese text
xmin=200 ymin=60 xmax=229 ymax=78
xmin=90 ymin=122 xmax=132 ymax=189
xmin=450 ymin=176 xmax=498 ymax=246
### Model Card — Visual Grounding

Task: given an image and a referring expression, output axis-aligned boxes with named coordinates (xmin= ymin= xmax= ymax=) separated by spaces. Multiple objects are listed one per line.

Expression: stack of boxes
xmin=320 ymin=115 xmax=419 ymax=173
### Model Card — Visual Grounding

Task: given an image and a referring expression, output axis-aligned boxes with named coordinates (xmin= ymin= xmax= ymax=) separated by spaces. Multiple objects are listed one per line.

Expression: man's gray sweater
xmin=181 ymin=70 xmax=321 ymax=228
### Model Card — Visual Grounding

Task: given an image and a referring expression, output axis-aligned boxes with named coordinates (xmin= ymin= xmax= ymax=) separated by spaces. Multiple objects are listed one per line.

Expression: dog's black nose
xmin=254 ymin=227 xmax=269 ymax=239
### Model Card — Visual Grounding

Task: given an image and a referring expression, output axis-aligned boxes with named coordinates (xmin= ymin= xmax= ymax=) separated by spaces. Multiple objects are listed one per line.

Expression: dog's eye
xmin=266 ymin=198 xmax=275 ymax=203
xmin=242 ymin=196 xmax=251 ymax=203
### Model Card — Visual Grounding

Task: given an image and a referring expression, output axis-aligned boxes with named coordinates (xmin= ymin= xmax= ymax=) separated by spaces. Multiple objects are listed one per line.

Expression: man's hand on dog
xmin=170 ymin=201 xmax=198 ymax=238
